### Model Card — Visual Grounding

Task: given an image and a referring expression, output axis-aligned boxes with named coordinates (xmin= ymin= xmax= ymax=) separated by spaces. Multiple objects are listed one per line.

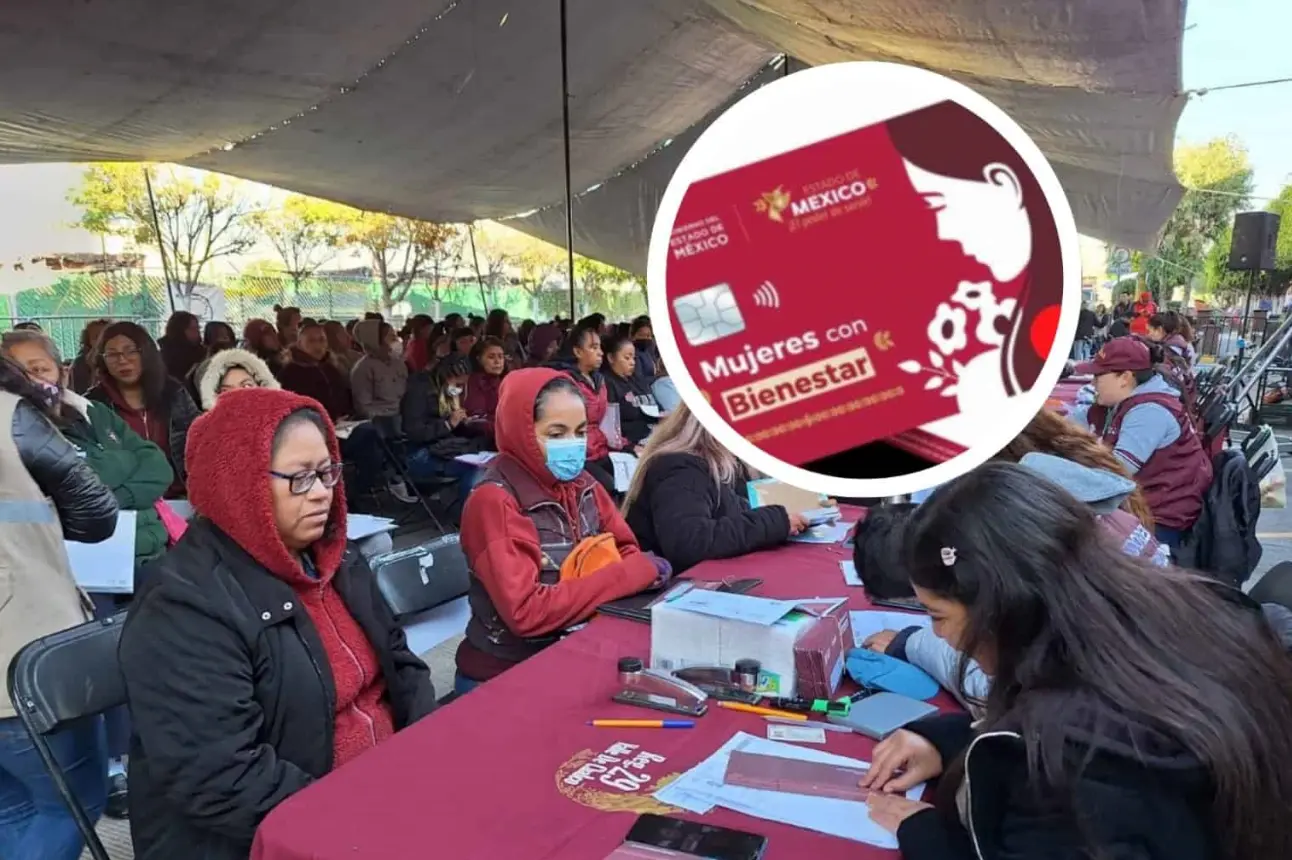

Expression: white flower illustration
xmin=950 ymin=280 xmax=994 ymax=312
xmin=927 ymin=303 xmax=968 ymax=355
xmin=975 ymin=297 xmax=1017 ymax=347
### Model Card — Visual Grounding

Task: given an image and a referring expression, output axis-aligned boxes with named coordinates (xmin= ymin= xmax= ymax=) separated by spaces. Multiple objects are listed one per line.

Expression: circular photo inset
xmin=647 ymin=61 xmax=1081 ymax=498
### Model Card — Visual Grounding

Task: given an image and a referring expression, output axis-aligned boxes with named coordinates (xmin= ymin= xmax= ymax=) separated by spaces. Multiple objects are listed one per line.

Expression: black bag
xmin=1175 ymin=449 xmax=1262 ymax=587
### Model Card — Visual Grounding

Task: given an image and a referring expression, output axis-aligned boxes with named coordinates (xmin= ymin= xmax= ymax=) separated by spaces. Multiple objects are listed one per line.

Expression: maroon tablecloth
xmin=251 ymin=510 xmax=954 ymax=860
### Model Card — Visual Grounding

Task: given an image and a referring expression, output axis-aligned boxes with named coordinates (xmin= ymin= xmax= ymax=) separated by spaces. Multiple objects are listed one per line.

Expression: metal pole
xmin=143 ymin=167 xmax=177 ymax=314
xmin=467 ymin=223 xmax=490 ymax=313
xmin=559 ymin=0 xmax=576 ymax=320
xmin=1235 ymin=268 xmax=1258 ymax=374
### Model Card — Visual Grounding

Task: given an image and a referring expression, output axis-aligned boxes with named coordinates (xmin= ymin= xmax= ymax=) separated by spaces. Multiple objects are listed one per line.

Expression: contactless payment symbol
xmin=672 ymin=283 xmax=746 ymax=346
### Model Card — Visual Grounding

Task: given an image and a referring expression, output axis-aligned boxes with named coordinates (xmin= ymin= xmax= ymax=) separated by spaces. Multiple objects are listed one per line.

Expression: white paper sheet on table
xmin=66 ymin=511 xmax=136 ymax=594
xmin=654 ymin=732 xmax=924 ymax=849
xmin=849 ymin=610 xmax=932 ymax=647
xmin=665 ymin=589 xmax=800 ymax=626
xmin=839 ymin=560 xmax=862 ymax=587
xmin=454 ymin=451 xmax=498 ymax=466
xmin=347 ymin=514 xmax=397 ymax=541
xmin=608 ymin=451 xmax=639 ymax=492
xmin=789 ymin=521 xmax=853 ymax=545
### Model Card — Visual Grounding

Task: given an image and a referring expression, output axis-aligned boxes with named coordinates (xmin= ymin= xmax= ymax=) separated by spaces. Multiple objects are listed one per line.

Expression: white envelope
xmin=672 ymin=283 xmax=746 ymax=346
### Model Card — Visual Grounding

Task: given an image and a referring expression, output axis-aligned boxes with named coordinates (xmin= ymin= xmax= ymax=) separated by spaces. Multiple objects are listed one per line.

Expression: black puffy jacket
xmin=625 ymin=452 xmax=791 ymax=572
xmin=119 ymin=519 xmax=437 ymax=860
xmin=12 ymin=398 xmax=119 ymax=541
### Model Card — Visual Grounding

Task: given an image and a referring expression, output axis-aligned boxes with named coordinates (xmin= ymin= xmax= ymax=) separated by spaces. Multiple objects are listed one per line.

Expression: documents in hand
xmin=454 ymin=451 xmax=498 ymax=466
xmin=65 ymin=511 xmax=136 ymax=594
xmin=788 ymin=520 xmax=853 ymax=544
xmin=849 ymin=610 xmax=932 ymax=647
xmin=653 ymin=732 xmax=924 ymax=849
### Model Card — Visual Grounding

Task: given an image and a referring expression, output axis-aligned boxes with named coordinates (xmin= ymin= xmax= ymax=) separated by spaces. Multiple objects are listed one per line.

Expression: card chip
xmin=673 ymin=283 xmax=746 ymax=346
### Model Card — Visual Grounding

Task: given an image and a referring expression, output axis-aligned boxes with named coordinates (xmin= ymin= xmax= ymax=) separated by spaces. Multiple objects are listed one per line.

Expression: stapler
xmin=612 ymin=657 xmax=709 ymax=716
xmin=673 ymin=659 xmax=764 ymax=705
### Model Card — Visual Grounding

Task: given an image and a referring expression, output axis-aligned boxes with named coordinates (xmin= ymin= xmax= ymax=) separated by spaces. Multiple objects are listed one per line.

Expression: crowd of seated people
xmin=6 ymin=305 xmax=1292 ymax=860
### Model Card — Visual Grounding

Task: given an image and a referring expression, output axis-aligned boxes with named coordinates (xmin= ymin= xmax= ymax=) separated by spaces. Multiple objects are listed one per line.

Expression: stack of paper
xmin=347 ymin=514 xmax=397 ymax=540
xmin=653 ymin=732 xmax=923 ymax=849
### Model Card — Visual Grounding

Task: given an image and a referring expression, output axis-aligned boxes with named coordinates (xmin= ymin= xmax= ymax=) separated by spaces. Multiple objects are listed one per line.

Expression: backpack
xmin=1175 ymin=449 xmax=1262 ymax=587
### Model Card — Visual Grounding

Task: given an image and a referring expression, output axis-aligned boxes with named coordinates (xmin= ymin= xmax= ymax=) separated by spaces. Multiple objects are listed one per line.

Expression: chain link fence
xmin=6 ymin=270 xmax=648 ymax=357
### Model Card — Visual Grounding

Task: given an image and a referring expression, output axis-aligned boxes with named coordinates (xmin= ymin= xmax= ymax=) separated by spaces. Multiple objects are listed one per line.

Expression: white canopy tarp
xmin=0 ymin=0 xmax=1185 ymax=273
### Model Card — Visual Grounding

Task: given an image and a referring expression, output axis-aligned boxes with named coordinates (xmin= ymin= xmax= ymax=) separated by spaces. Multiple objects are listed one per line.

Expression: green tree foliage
xmin=249 ymin=195 xmax=354 ymax=286
xmin=1203 ymin=182 xmax=1292 ymax=305
xmin=70 ymin=164 xmax=259 ymax=300
xmin=1140 ymin=137 xmax=1254 ymax=304
xmin=341 ymin=213 xmax=458 ymax=315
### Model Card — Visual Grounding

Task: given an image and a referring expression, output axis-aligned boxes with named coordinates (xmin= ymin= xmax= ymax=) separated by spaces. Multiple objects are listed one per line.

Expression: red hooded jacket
xmin=187 ymin=388 xmax=394 ymax=768
xmin=456 ymin=368 xmax=656 ymax=681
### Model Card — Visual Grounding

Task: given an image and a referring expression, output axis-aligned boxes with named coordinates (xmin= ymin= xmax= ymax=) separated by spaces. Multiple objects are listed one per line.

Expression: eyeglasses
xmin=269 ymin=463 xmax=344 ymax=496
xmin=104 ymin=347 xmax=141 ymax=362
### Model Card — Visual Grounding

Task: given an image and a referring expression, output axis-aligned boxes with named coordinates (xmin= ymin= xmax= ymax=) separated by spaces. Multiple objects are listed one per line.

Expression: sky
xmin=1177 ymin=0 xmax=1292 ymax=201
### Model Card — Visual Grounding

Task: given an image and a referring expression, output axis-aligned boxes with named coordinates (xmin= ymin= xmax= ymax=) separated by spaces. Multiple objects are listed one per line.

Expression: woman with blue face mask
xmin=454 ymin=368 xmax=666 ymax=696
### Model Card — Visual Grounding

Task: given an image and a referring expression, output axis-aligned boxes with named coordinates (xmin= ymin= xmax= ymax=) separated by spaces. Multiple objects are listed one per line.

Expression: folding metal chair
xmin=6 ymin=612 xmax=128 ymax=860
xmin=367 ymin=415 xmax=450 ymax=533
xmin=370 ymin=533 xmax=470 ymax=621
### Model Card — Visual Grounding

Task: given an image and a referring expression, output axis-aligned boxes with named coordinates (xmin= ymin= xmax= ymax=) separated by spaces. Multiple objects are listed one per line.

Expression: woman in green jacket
xmin=2 ymin=330 xmax=174 ymax=566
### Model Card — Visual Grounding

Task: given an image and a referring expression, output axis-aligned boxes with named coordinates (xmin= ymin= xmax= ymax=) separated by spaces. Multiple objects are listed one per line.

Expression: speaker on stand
xmin=1227 ymin=210 xmax=1281 ymax=374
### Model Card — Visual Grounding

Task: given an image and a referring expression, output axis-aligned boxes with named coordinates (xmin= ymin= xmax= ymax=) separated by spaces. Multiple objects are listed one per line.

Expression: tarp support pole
xmin=467 ymin=223 xmax=490 ymax=313
xmin=559 ymin=0 xmax=576 ymax=320
xmin=143 ymin=167 xmax=176 ymax=314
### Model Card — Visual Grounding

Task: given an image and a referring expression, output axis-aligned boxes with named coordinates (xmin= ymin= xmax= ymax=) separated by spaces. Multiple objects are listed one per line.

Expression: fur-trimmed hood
xmin=197 ymin=347 xmax=280 ymax=410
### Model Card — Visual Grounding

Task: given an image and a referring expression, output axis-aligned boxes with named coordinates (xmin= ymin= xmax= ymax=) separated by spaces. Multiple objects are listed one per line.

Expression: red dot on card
xmin=1030 ymin=305 xmax=1061 ymax=357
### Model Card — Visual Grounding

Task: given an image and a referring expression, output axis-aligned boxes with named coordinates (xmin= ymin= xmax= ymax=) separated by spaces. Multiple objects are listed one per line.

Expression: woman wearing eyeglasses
xmin=86 ymin=321 xmax=200 ymax=497
xmin=117 ymin=389 xmax=436 ymax=860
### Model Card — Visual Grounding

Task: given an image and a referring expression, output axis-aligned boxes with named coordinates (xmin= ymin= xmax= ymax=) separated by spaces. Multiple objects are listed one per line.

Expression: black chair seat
xmin=370 ymin=533 xmax=471 ymax=621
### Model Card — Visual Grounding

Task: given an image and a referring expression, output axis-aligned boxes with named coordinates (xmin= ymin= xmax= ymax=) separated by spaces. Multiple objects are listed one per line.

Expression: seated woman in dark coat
xmin=861 ymin=463 xmax=1292 ymax=860
xmin=601 ymin=332 xmax=660 ymax=447
xmin=118 ymin=389 xmax=436 ymax=860
xmin=623 ymin=403 xmax=807 ymax=572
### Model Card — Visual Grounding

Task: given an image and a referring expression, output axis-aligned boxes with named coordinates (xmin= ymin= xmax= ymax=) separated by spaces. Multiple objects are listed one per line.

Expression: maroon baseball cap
xmin=1075 ymin=337 xmax=1152 ymax=375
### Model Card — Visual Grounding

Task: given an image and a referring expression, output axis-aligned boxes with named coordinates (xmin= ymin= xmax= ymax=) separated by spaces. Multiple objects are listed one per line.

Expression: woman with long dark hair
xmin=87 ymin=321 xmax=200 ymax=496
xmin=862 ymin=463 xmax=1292 ymax=860
xmin=157 ymin=311 xmax=206 ymax=382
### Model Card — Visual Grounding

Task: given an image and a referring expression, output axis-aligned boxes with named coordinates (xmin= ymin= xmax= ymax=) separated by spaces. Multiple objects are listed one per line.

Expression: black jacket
xmin=400 ymin=370 xmax=484 ymax=458
xmin=604 ymin=370 xmax=660 ymax=446
xmin=13 ymin=399 xmax=119 ymax=541
xmin=1075 ymin=308 xmax=1097 ymax=339
xmin=625 ymin=452 xmax=791 ymax=572
xmin=119 ymin=519 xmax=437 ymax=860
xmin=896 ymin=713 xmax=1216 ymax=860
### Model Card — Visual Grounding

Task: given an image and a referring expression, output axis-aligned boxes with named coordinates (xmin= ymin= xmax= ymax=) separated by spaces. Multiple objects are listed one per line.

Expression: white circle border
xmin=646 ymin=61 xmax=1082 ymax=499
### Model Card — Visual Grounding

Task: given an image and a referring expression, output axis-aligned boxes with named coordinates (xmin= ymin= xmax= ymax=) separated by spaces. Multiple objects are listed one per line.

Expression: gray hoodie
xmin=350 ymin=320 xmax=408 ymax=419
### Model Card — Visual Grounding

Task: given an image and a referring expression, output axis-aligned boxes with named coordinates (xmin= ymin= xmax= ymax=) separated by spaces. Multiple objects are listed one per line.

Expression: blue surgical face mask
xmin=544 ymin=436 xmax=586 ymax=482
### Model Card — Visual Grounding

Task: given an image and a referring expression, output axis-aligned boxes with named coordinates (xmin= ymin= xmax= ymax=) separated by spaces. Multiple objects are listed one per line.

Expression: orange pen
xmin=716 ymin=700 xmax=808 ymax=721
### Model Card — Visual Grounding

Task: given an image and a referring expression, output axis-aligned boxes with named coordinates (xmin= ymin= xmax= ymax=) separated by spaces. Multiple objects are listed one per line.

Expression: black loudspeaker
xmin=1228 ymin=211 xmax=1281 ymax=271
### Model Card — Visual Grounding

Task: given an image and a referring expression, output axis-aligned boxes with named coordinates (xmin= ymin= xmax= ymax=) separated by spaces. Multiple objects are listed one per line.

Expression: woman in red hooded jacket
xmin=117 ymin=388 xmax=435 ymax=860
xmin=455 ymin=368 xmax=666 ymax=694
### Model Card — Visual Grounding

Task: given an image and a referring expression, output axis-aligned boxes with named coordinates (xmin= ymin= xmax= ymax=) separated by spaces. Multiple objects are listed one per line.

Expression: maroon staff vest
xmin=1089 ymin=392 xmax=1212 ymax=530
xmin=463 ymin=455 xmax=602 ymax=665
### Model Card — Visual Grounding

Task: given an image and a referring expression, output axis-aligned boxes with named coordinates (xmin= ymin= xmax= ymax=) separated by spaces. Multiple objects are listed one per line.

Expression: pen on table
xmin=765 ymin=715 xmax=852 ymax=732
xmin=715 ymin=701 xmax=808 ymax=721
xmin=588 ymin=719 xmax=695 ymax=729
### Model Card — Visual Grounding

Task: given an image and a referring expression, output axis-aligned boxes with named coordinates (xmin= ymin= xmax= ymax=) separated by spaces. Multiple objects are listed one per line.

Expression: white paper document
xmin=454 ymin=451 xmax=498 ymax=466
xmin=839 ymin=560 xmax=862 ymax=587
xmin=665 ymin=590 xmax=798 ymax=626
xmin=789 ymin=520 xmax=854 ymax=545
xmin=654 ymin=732 xmax=924 ymax=849
xmin=346 ymin=514 xmax=397 ymax=541
xmin=608 ymin=451 xmax=639 ymax=492
xmin=849 ymin=610 xmax=932 ymax=648
xmin=66 ymin=511 xmax=136 ymax=594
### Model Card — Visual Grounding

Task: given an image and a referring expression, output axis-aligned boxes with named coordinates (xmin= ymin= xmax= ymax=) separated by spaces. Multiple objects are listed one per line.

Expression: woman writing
xmin=861 ymin=463 xmax=1292 ymax=860
xmin=118 ymin=389 xmax=436 ymax=860
xmin=87 ymin=321 xmax=200 ymax=496
xmin=401 ymin=353 xmax=486 ymax=505
xmin=1072 ymin=337 xmax=1211 ymax=548
xmin=0 ymin=356 xmax=118 ymax=860
xmin=624 ymin=403 xmax=806 ymax=572
xmin=455 ymin=369 xmax=664 ymax=695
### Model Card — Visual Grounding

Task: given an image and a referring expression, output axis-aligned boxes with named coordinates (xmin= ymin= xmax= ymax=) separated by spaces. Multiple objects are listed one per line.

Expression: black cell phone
xmin=624 ymin=813 xmax=768 ymax=860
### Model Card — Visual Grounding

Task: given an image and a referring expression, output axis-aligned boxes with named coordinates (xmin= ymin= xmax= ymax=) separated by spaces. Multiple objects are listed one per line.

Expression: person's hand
xmin=448 ymin=409 xmax=467 ymax=428
xmin=865 ymin=792 xmax=934 ymax=833
xmin=862 ymin=629 xmax=899 ymax=654
xmin=860 ymin=729 xmax=943 ymax=792
xmin=787 ymin=512 xmax=810 ymax=534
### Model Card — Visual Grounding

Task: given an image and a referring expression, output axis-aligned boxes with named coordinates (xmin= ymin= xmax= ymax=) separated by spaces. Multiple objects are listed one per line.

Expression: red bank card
xmin=665 ymin=100 xmax=1059 ymax=468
